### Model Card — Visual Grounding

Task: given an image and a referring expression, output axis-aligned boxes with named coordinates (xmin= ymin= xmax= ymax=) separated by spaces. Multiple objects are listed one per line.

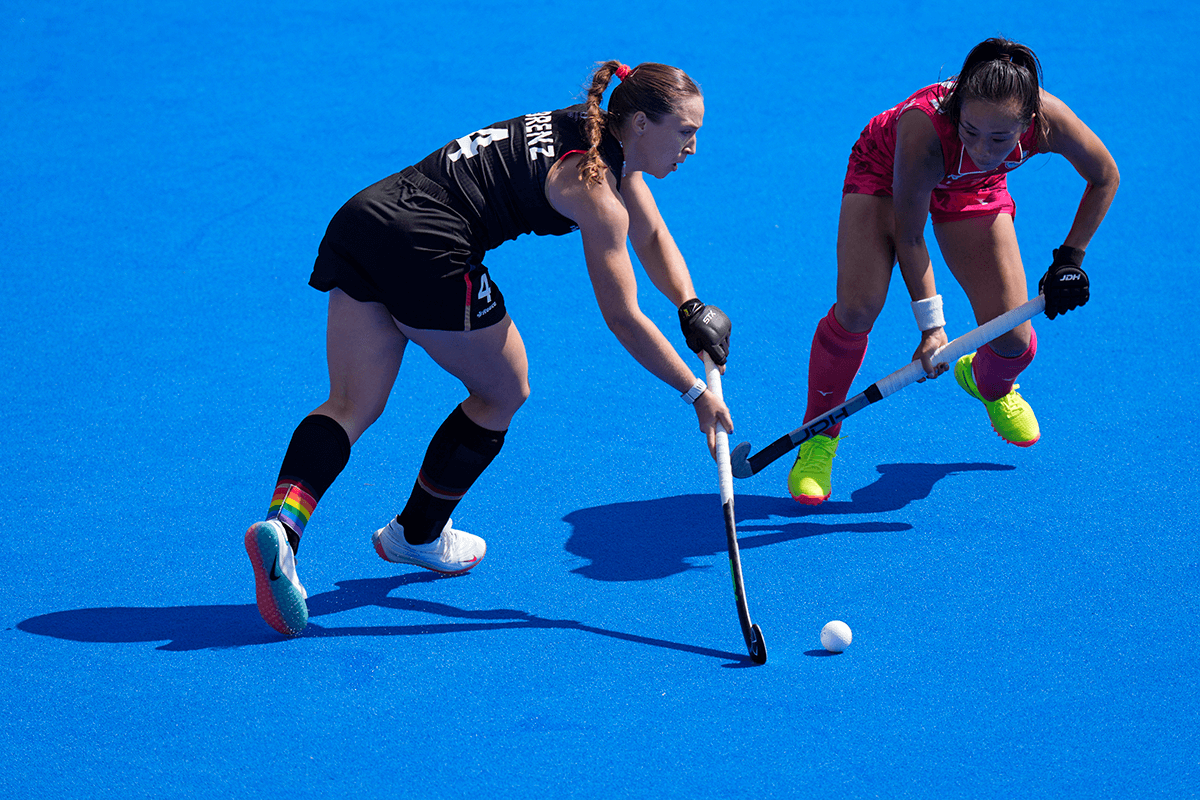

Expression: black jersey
xmin=409 ymin=105 xmax=624 ymax=252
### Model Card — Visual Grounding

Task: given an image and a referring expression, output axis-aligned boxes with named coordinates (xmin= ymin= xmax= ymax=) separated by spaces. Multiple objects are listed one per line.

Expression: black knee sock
xmin=270 ymin=414 xmax=352 ymax=553
xmin=398 ymin=405 xmax=506 ymax=544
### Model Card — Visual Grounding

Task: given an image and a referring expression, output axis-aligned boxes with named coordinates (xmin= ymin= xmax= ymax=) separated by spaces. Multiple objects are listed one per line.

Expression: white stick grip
xmin=872 ymin=295 xmax=1046 ymax=398
xmin=702 ymin=354 xmax=734 ymax=505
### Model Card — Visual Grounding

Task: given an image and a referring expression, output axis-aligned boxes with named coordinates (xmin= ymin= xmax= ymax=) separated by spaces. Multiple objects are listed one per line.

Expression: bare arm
xmin=892 ymin=109 xmax=946 ymax=302
xmin=1038 ymin=90 xmax=1120 ymax=250
xmin=546 ymin=156 xmax=733 ymax=449
xmin=621 ymin=171 xmax=697 ymax=306
xmin=892 ymin=108 xmax=951 ymax=377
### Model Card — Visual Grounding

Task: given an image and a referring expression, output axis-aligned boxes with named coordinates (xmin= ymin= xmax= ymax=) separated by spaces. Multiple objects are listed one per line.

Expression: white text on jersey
xmin=448 ymin=128 xmax=510 ymax=162
xmin=524 ymin=112 xmax=555 ymax=160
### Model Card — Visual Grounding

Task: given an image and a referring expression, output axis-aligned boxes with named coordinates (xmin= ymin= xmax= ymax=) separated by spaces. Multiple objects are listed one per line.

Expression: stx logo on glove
xmin=679 ymin=298 xmax=732 ymax=366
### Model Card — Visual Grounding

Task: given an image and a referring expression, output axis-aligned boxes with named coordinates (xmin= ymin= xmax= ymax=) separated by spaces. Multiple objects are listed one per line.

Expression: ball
xmin=820 ymin=620 xmax=852 ymax=653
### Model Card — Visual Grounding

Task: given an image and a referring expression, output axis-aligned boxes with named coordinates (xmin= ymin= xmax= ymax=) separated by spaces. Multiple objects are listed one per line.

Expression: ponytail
xmin=942 ymin=38 xmax=1047 ymax=140
xmin=581 ymin=60 xmax=624 ymax=187
xmin=579 ymin=60 xmax=702 ymax=187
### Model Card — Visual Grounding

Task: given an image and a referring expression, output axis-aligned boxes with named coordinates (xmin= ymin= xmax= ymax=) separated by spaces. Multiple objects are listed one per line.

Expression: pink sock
xmin=805 ymin=305 xmax=869 ymax=438
xmin=972 ymin=327 xmax=1037 ymax=401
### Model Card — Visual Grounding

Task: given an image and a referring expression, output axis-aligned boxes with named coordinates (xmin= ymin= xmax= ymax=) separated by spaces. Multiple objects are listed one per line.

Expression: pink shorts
xmin=843 ymin=137 xmax=1016 ymax=224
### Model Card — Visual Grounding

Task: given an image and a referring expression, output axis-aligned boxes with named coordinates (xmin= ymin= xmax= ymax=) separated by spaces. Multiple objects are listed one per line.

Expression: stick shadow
xmin=17 ymin=462 xmax=1007 ymax=665
xmin=16 ymin=573 xmax=748 ymax=663
xmin=564 ymin=462 xmax=1013 ymax=582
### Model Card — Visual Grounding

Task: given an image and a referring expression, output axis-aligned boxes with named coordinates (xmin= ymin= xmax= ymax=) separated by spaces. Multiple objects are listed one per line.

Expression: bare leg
xmin=933 ymin=213 xmax=1031 ymax=357
xmin=381 ymin=313 xmax=530 ymax=549
xmin=934 ymin=213 xmax=1040 ymax=445
xmin=248 ymin=288 xmax=407 ymax=636
xmin=803 ymin=193 xmax=897 ymax=427
xmin=834 ymin=193 xmax=898 ymax=332
xmin=395 ymin=313 xmax=530 ymax=431
xmin=789 ymin=194 xmax=898 ymax=504
xmin=310 ymin=288 xmax=530 ymax=440
xmin=310 ymin=289 xmax=409 ymax=445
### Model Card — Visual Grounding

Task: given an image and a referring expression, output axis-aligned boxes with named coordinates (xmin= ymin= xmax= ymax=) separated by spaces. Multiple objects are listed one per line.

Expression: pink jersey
xmin=843 ymin=80 xmax=1043 ymax=223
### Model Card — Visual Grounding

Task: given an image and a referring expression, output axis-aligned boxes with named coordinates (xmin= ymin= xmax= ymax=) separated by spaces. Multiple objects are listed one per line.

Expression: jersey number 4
xmin=477 ymin=273 xmax=493 ymax=305
xmin=448 ymin=128 xmax=509 ymax=162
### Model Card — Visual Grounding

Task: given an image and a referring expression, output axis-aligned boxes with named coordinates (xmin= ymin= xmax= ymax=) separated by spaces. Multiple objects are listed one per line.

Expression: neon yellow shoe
xmin=954 ymin=353 xmax=1040 ymax=447
xmin=788 ymin=435 xmax=840 ymax=505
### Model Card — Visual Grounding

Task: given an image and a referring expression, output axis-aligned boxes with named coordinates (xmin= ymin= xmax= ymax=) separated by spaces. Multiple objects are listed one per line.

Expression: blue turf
xmin=3 ymin=1 xmax=1197 ymax=797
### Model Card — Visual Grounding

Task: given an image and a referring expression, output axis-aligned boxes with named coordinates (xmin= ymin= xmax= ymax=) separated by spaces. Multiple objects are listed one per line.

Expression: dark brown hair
xmin=580 ymin=61 xmax=701 ymax=186
xmin=941 ymin=38 xmax=1048 ymax=140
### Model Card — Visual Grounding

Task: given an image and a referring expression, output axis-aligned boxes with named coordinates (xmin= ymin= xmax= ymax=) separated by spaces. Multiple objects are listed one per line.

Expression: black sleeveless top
xmin=408 ymin=105 xmax=625 ymax=252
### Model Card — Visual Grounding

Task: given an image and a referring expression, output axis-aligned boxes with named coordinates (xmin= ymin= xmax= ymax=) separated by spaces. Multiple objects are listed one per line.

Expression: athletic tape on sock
xmin=269 ymin=414 xmax=352 ymax=539
xmin=268 ymin=482 xmax=317 ymax=536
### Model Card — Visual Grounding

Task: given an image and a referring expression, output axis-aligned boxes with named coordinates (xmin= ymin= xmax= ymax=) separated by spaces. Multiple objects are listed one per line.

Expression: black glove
xmin=678 ymin=298 xmax=732 ymax=366
xmin=1038 ymin=246 xmax=1089 ymax=320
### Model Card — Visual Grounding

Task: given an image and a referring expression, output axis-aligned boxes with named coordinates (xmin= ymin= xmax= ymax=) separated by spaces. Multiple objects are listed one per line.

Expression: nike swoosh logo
xmin=817 ymin=390 xmax=833 ymax=396
xmin=269 ymin=556 xmax=282 ymax=581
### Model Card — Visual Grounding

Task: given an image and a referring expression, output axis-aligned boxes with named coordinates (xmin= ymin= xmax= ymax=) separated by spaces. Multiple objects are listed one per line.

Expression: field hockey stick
xmin=702 ymin=352 xmax=767 ymax=664
xmin=730 ymin=294 xmax=1046 ymax=479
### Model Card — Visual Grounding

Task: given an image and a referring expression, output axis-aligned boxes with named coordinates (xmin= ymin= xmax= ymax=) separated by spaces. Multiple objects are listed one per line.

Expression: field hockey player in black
xmin=244 ymin=61 xmax=733 ymax=636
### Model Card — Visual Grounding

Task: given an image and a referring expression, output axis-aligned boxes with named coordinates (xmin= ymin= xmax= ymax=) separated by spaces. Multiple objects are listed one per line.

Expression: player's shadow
xmin=15 ymin=574 xmax=748 ymax=662
xmin=16 ymin=462 xmax=1006 ymax=663
xmin=564 ymin=462 xmax=1013 ymax=582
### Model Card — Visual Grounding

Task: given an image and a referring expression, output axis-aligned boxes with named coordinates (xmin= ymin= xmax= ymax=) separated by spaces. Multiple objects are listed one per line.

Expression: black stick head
xmin=748 ymin=624 xmax=767 ymax=664
xmin=730 ymin=441 xmax=753 ymax=478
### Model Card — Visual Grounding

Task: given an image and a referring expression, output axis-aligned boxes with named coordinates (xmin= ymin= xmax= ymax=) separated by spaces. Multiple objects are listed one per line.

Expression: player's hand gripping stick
xmin=730 ymin=295 xmax=1048 ymax=479
xmin=680 ymin=299 xmax=732 ymax=366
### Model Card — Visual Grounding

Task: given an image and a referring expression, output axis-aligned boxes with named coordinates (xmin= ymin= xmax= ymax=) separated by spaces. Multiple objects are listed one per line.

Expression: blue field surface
xmin=3 ymin=2 xmax=1197 ymax=797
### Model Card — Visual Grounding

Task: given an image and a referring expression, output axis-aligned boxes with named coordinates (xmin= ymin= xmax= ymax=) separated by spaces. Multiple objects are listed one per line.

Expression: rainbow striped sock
xmin=267 ymin=481 xmax=317 ymax=538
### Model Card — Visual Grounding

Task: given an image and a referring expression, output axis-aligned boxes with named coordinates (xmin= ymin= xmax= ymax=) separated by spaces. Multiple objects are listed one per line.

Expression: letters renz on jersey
xmin=523 ymin=111 xmax=555 ymax=160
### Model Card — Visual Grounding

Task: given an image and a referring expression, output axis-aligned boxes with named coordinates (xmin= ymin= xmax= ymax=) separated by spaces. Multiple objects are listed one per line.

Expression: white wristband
xmin=911 ymin=294 xmax=945 ymax=331
xmin=680 ymin=378 xmax=707 ymax=404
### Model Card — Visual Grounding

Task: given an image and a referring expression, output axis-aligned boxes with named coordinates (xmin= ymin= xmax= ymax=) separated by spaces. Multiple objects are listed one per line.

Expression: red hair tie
xmin=615 ymin=63 xmax=632 ymax=82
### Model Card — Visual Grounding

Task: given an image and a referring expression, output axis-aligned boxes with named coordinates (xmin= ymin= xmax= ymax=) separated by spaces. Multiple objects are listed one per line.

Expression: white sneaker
xmin=372 ymin=517 xmax=486 ymax=575
xmin=245 ymin=519 xmax=308 ymax=636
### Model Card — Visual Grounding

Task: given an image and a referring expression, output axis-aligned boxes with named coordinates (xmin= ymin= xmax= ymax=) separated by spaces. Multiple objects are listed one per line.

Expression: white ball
xmin=820 ymin=620 xmax=852 ymax=652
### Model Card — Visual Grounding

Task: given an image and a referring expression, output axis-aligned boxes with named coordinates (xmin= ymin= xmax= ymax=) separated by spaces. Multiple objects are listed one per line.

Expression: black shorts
xmin=308 ymin=168 xmax=506 ymax=331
